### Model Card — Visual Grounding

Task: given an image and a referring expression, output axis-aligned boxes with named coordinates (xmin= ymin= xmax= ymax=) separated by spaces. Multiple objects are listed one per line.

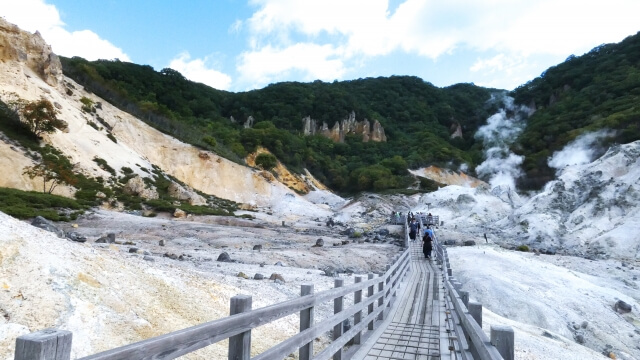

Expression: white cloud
xmin=241 ymin=0 xmax=640 ymax=88
xmin=0 ymin=0 xmax=130 ymax=61
xmin=168 ymin=53 xmax=232 ymax=90
xmin=237 ymin=43 xmax=346 ymax=88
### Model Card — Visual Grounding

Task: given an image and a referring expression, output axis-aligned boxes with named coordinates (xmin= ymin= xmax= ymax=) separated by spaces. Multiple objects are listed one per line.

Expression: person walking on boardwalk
xmin=422 ymin=228 xmax=433 ymax=259
xmin=409 ymin=219 xmax=418 ymax=242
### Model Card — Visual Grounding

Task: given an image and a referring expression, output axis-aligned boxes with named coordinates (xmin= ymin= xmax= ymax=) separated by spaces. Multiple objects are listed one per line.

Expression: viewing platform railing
xmin=14 ymin=227 xmax=413 ymax=360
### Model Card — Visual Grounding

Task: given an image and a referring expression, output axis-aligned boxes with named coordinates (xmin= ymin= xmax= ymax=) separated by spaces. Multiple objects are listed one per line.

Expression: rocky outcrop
xmin=301 ymin=111 xmax=387 ymax=143
xmin=123 ymin=176 xmax=159 ymax=200
xmin=450 ymin=122 xmax=463 ymax=139
xmin=0 ymin=18 xmax=63 ymax=88
xmin=243 ymin=116 xmax=254 ymax=129
xmin=168 ymin=182 xmax=207 ymax=206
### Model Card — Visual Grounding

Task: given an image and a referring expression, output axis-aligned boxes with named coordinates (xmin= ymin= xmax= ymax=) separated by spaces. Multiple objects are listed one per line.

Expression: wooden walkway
xmin=354 ymin=240 xmax=448 ymax=360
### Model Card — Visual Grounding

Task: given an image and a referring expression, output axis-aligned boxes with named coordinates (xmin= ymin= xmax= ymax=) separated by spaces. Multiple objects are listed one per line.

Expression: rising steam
xmin=547 ymin=130 xmax=616 ymax=171
xmin=474 ymin=94 xmax=530 ymax=190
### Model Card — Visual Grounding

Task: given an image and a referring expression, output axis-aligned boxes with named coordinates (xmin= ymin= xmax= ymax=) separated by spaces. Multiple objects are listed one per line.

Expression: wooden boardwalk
xmin=354 ymin=240 xmax=447 ymax=360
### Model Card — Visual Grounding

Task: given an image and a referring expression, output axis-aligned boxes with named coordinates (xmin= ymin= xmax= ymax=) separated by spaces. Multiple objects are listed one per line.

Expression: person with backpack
xmin=422 ymin=225 xmax=434 ymax=259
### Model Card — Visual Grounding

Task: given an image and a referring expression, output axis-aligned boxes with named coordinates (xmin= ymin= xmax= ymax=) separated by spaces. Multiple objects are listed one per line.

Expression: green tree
xmin=255 ymin=153 xmax=278 ymax=170
xmin=23 ymin=163 xmax=64 ymax=194
xmin=21 ymin=98 xmax=64 ymax=137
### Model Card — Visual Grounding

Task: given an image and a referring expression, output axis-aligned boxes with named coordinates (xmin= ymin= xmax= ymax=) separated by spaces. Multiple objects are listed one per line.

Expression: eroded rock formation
xmin=0 ymin=18 xmax=63 ymax=89
xmin=302 ymin=111 xmax=387 ymax=143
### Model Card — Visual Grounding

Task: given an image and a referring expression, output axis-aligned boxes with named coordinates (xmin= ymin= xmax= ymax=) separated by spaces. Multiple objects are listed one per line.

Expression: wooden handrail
xmin=16 ymin=244 xmax=412 ymax=360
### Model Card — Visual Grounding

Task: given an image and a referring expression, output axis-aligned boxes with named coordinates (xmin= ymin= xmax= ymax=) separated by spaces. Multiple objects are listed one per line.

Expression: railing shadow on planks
xmin=14 ymin=226 xmax=414 ymax=360
xmin=423 ymin=217 xmax=515 ymax=360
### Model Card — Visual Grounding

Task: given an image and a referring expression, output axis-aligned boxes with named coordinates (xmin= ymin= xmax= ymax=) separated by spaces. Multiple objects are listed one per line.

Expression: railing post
xmin=229 ymin=295 xmax=252 ymax=360
xmin=385 ymin=265 xmax=391 ymax=308
xmin=353 ymin=276 xmax=363 ymax=345
xmin=460 ymin=290 xmax=469 ymax=307
xmin=15 ymin=329 xmax=72 ymax=360
xmin=300 ymin=284 xmax=314 ymax=360
xmin=367 ymin=273 xmax=375 ymax=330
xmin=377 ymin=272 xmax=385 ymax=321
xmin=468 ymin=302 xmax=482 ymax=327
xmin=333 ymin=278 xmax=345 ymax=360
xmin=491 ymin=325 xmax=514 ymax=360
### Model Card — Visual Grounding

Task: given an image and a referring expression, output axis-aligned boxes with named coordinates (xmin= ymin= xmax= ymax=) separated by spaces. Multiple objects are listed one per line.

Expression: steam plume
xmin=474 ymin=94 xmax=529 ymax=190
xmin=547 ymin=130 xmax=616 ymax=171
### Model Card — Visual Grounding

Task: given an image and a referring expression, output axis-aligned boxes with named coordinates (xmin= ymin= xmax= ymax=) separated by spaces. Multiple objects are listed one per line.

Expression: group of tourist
xmin=405 ymin=211 xmax=435 ymax=260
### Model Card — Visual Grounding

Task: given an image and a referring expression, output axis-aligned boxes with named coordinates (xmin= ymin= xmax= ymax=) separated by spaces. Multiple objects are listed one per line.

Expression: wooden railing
xmin=430 ymin=224 xmax=514 ymax=360
xmin=15 ymin=235 xmax=413 ymax=360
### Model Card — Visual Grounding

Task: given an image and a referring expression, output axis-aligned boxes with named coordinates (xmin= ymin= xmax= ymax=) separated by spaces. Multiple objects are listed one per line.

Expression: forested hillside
xmin=511 ymin=31 xmax=640 ymax=189
xmin=60 ymin=30 xmax=640 ymax=193
xmin=61 ymin=57 xmax=498 ymax=193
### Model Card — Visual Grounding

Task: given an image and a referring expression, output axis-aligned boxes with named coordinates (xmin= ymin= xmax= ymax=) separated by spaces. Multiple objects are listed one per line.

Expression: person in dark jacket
xmin=422 ymin=228 xmax=433 ymax=259
xmin=409 ymin=220 xmax=418 ymax=241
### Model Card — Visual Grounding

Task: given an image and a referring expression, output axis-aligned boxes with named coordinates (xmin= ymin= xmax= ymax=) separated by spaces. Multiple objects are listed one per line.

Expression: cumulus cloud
xmin=237 ymin=43 xmax=346 ymax=88
xmin=474 ymin=95 xmax=530 ymax=190
xmin=168 ymin=53 xmax=232 ymax=90
xmin=548 ymin=130 xmax=616 ymax=170
xmin=0 ymin=0 xmax=130 ymax=61
xmin=240 ymin=0 xmax=640 ymax=88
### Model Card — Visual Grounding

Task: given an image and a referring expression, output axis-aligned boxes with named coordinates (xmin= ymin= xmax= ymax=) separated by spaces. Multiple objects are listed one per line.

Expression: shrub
xmin=516 ymin=245 xmax=530 ymax=252
xmin=93 ymin=156 xmax=116 ymax=176
xmin=107 ymin=132 xmax=117 ymax=143
xmin=255 ymin=153 xmax=278 ymax=170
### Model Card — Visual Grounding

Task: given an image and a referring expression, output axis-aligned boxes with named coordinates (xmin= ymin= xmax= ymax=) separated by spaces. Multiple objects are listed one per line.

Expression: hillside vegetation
xmin=61 ymin=58 xmax=498 ymax=193
xmin=60 ymin=30 xmax=640 ymax=193
xmin=511 ymin=31 xmax=640 ymax=189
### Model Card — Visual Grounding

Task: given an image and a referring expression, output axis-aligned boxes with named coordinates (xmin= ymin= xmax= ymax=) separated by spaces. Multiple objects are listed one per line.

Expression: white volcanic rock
xmin=495 ymin=141 xmax=640 ymax=259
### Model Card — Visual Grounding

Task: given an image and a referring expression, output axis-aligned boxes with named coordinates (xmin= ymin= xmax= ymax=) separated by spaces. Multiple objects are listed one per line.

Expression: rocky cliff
xmin=0 ymin=18 xmax=63 ymax=89
xmin=302 ymin=111 xmax=387 ymax=143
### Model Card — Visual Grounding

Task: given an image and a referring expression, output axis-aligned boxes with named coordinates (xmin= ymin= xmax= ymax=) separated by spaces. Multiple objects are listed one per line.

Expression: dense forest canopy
xmin=61 ymin=57 xmax=499 ymax=193
xmin=60 ymin=30 xmax=640 ymax=193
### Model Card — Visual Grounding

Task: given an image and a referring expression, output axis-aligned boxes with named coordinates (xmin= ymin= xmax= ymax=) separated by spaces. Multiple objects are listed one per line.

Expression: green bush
xmin=93 ymin=157 xmax=116 ymax=176
xmin=255 ymin=153 xmax=278 ymax=170
xmin=516 ymin=245 xmax=530 ymax=252
xmin=0 ymin=187 xmax=84 ymax=221
xmin=107 ymin=133 xmax=117 ymax=143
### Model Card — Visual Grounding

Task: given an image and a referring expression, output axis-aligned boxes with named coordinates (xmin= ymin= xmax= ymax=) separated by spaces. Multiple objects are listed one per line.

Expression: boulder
xmin=31 ymin=216 xmax=64 ymax=238
xmin=269 ymin=273 xmax=285 ymax=282
xmin=323 ymin=266 xmax=337 ymax=277
xmin=128 ymin=247 xmax=139 ymax=253
xmin=143 ymin=256 xmax=155 ymax=262
xmin=66 ymin=231 xmax=87 ymax=243
xmin=164 ymin=253 xmax=179 ymax=260
xmin=254 ymin=273 xmax=265 ymax=280
xmin=253 ymin=245 xmax=263 ymax=251
xmin=614 ymin=300 xmax=632 ymax=314
xmin=167 ymin=182 xmax=207 ymax=206
xmin=463 ymin=240 xmax=476 ymax=246
xmin=159 ymin=239 xmax=166 ymax=246
xmin=173 ymin=208 xmax=187 ymax=218
xmin=378 ymin=229 xmax=390 ymax=236
xmin=95 ymin=233 xmax=116 ymax=244
xmin=444 ymin=240 xmax=456 ymax=246
xmin=217 ymin=252 xmax=231 ymax=262
xmin=237 ymin=272 xmax=249 ymax=279
xmin=123 ymin=176 xmax=159 ymax=200
xmin=274 ymin=261 xmax=286 ymax=267
xmin=315 ymin=238 xmax=324 ymax=247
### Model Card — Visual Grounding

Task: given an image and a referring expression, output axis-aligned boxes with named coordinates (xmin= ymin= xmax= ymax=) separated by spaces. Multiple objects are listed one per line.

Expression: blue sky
xmin=2 ymin=0 xmax=639 ymax=92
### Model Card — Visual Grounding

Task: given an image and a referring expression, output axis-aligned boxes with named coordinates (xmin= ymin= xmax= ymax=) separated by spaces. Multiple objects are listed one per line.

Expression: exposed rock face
xmin=301 ymin=111 xmax=387 ymax=143
xmin=450 ymin=122 xmax=463 ymax=139
xmin=243 ymin=116 xmax=254 ymax=129
xmin=0 ymin=18 xmax=63 ymax=89
xmin=123 ymin=176 xmax=159 ymax=200
xmin=168 ymin=182 xmax=207 ymax=206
